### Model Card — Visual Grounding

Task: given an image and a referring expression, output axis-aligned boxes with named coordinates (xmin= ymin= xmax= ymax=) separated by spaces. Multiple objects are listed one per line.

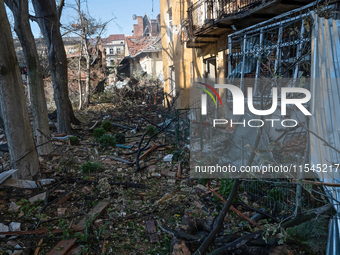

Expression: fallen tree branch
xmin=209 ymin=188 xmax=257 ymax=226
xmin=207 ymin=231 xmax=263 ymax=255
xmin=193 ymin=116 xmax=263 ymax=255
xmin=233 ymin=203 xmax=279 ymax=223
xmin=280 ymin=203 xmax=333 ymax=229
xmin=135 ymin=114 xmax=180 ymax=171
xmin=158 ymin=225 xmax=201 ymax=242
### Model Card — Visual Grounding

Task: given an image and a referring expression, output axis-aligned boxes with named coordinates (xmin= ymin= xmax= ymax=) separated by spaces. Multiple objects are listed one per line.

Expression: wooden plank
xmin=292 ymin=179 xmax=340 ymax=187
xmin=145 ymin=220 xmax=159 ymax=243
xmin=3 ymin=179 xmax=37 ymax=189
xmin=65 ymin=246 xmax=82 ymax=255
xmin=210 ymin=189 xmax=257 ymax=226
xmin=56 ymin=193 xmax=72 ymax=207
xmin=138 ymin=144 xmax=159 ymax=161
xmin=47 ymin=201 xmax=109 ymax=255
xmin=74 ymin=202 xmax=109 ymax=231
xmin=0 ymin=228 xmax=63 ymax=236
xmin=34 ymin=239 xmax=44 ymax=255
xmin=0 ymin=169 xmax=18 ymax=185
xmin=46 ymin=238 xmax=77 ymax=255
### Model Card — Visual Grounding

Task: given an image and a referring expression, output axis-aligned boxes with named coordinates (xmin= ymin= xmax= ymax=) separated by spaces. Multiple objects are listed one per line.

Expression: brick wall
xmin=133 ymin=16 xmax=144 ymax=36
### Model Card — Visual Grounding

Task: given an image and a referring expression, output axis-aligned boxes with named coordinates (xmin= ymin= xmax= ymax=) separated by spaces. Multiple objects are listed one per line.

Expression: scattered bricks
xmin=56 ymin=193 xmax=72 ymax=207
xmin=160 ymin=169 xmax=176 ymax=178
xmin=0 ymin=223 xmax=9 ymax=238
xmin=29 ymin=192 xmax=46 ymax=203
xmin=81 ymin=186 xmax=91 ymax=195
xmin=147 ymin=165 xmax=158 ymax=172
xmin=74 ymin=202 xmax=109 ymax=231
xmin=9 ymin=222 xmax=21 ymax=232
xmin=145 ymin=220 xmax=159 ymax=243
xmin=24 ymin=190 xmax=33 ymax=195
xmin=94 ymin=219 xmax=104 ymax=228
xmin=166 ymin=171 xmax=177 ymax=178
xmin=46 ymin=238 xmax=77 ymax=255
xmin=8 ymin=202 xmax=21 ymax=212
xmin=151 ymin=173 xmax=161 ymax=177
xmin=167 ymin=179 xmax=176 ymax=185
xmin=171 ymin=240 xmax=191 ymax=255
xmin=194 ymin=184 xmax=208 ymax=193
xmin=57 ymin=208 xmax=67 ymax=217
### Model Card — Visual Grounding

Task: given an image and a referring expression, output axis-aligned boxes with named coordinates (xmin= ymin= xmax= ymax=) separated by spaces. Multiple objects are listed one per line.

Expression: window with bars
xmin=226 ymin=8 xmax=313 ymax=96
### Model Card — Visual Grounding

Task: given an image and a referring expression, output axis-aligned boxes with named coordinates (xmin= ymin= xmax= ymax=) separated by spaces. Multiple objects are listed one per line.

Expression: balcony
xmin=184 ymin=0 xmax=316 ymax=48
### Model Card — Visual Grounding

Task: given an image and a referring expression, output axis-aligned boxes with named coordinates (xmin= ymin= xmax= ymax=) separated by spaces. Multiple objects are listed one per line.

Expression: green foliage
xmin=80 ymin=161 xmax=104 ymax=174
xmin=93 ymin=127 xmax=106 ymax=139
xmin=100 ymin=120 xmax=113 ymax=132
xmin=114 ymin=133 xmax=126 ymax=144
xmin=172 ymin=150 xmax=182 ymax=161
xmin=198 ymin=178 xmax=209 ymax=186
xmin=285 ymin=216 xmax=329 ymax=253
xmin=267 ymin=188 xmax=283 ymax=203
xmin=17 ymin=198 xmax=42 ymax=216
xmin=69 ymin=136 xmax=80 ymax=146
xmin=219 ymin=178 xmax=234 ymax=197
xmin=97 ymin=134 xmax=116 ymax=147
xmin=146 ymin=125 xmax=158 ymax=136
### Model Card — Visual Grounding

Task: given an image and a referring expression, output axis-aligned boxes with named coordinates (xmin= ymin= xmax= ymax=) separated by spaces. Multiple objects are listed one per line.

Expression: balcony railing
xmin=187 ymin=0 xmax=262 ymax=34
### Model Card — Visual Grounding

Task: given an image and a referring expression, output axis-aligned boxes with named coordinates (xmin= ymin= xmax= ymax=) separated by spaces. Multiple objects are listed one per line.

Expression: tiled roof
xmin=103 ymin=34 xmax=125 ymax=43
xmin=125 ymin=36 xmax=161 ymax=57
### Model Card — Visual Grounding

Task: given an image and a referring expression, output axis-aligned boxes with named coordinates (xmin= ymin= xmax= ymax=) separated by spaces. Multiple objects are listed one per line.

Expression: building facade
xmin=102 ymin=34 xmax=125 ymax=67
xmin=160 ymin=0 xmax=318 ymax=108
xmin=119 ymin=14 xmax=163 ymax=79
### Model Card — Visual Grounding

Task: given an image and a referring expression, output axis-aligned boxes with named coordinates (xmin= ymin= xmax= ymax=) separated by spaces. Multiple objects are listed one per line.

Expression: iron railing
xmin=187 ymin=0 xmax=262 ymax=36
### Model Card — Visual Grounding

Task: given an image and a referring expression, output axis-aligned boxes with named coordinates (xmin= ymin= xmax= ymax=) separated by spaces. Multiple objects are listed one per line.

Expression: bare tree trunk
xmin=5 ymin=0 xmax=52 ymax=155
xmin=78 ymin=45 xmax=83 ymax=110
xmin=31 ymin=0 xmax=80 ymax=134
xmin=84 ymin=52 xmax=91 ymax=107
xmin=83 ymin=41 xmax=91 ymax=108
xmin=0 ymin=0 xmax=39 ymax=179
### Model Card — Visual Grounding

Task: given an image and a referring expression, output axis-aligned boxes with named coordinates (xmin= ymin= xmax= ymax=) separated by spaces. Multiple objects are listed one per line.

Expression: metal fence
xmin=226 ymin=2 xmax=319 ymax=95
xmin=187 ymin=0 xmax=262 ymax=33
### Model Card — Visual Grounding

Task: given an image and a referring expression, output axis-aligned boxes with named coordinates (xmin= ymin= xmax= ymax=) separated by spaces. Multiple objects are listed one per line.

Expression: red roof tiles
xmin=103 ymin=34 xmax=125 ymax=43
xmin=125 ymin=36 xmax=160 ymax=57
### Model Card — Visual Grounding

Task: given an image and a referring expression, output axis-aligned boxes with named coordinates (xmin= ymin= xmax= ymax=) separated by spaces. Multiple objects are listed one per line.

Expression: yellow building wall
xmin=160 ymin=0 xmax=231 ymax=108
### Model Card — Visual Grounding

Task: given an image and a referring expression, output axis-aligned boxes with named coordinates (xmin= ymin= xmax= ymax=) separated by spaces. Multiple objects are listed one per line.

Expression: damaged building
xmin=119 ymin=14 xmax=163 ymax=79
xmin=160 ymin=1 xmax=340 ymax=253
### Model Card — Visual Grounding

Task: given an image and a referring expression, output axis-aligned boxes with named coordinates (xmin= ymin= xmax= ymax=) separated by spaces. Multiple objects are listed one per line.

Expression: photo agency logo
xmin=198 ymin=83 xmax=312 ymax=128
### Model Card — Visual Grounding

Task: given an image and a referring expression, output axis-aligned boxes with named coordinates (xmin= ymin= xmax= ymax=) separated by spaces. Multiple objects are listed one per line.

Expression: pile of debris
xmin=0 ymin=87 xmax=332 ymax=255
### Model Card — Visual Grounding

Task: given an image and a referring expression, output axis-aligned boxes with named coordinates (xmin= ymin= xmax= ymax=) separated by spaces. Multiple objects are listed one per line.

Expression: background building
xmin=102 ymin=34 xmax=125 ymax=67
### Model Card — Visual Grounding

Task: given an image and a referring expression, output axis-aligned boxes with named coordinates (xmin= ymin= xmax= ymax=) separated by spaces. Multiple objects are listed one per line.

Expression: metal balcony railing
xmin=187 ymin=0 xmax=262 ymax=35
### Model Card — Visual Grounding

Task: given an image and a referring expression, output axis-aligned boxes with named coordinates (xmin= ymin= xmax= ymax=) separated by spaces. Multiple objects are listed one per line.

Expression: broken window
xmin=117 ymin=48 xmax=121 ymax=55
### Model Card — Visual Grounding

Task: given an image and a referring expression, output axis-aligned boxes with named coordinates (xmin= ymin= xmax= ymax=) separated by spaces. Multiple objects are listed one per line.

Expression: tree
xmin=65 ymin=1 xmax=110 ymax=109
xmin=0 ymin=0 xmax=39 ymax=179
xmin=5 ymin=0 xmax=52 ymax=155
xmin=31 ymin=0 xmax=80 ymax=134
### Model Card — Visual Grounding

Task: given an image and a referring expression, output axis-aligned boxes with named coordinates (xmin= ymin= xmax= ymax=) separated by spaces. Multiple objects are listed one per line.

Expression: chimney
xmin=133 ymin=16 xmax=144 ymax=36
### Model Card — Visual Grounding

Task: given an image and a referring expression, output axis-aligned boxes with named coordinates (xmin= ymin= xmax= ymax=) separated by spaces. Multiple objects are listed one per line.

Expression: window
xmin=166 ymin=9 xmax=173 ymax=43
xmin=117 ymin=48 xmax=121 ymax=55
xmin=109 ymin=48 xmax=113 ymax=54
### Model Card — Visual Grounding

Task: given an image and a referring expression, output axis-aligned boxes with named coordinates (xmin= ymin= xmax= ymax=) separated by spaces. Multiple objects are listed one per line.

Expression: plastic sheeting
xmin=310 ymin=12 xmax=340 ymax=255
